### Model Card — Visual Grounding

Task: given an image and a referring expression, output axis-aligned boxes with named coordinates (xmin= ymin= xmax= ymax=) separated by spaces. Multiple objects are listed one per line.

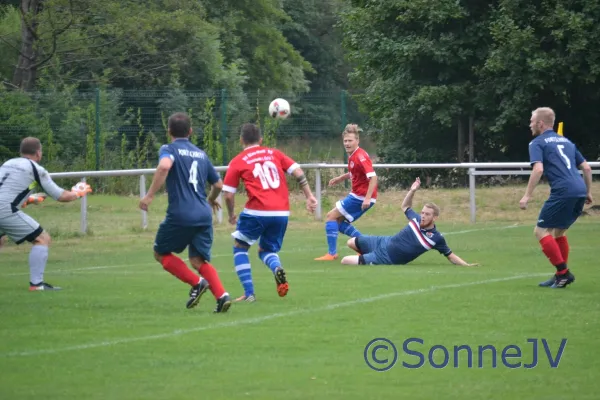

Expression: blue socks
xmin=259 ymin=251 xmax=281 ymax=273
xmin=233 ymin=247 xmax=254 ymax=297
xmin=339 ymin=221 xmax=362 ymax=238
xmin=325 ymin=221 xmax=338 ymax=255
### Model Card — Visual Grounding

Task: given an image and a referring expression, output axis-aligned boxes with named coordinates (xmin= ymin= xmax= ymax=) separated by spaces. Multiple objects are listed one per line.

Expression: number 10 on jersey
xmin=253 ymin=161 xmax=281 ymax=189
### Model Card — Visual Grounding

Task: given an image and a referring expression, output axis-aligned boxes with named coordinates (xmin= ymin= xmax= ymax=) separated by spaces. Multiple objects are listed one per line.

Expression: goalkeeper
xmin=0 ymin=137 xmax=91 ymax=291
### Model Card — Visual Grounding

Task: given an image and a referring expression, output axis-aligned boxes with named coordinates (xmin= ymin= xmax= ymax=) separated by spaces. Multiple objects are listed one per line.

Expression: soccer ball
xmin=269 ymin=98 xmax=291 ymax=119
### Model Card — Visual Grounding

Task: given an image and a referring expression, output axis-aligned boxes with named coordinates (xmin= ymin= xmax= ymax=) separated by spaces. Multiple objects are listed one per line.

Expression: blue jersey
xmin=386 ymin=208 xmax=452 ymax=265
xmin=158 ymin=138 xmax=220 ymax=226
xmin=529 ymin=130 xmax=587 ymax=198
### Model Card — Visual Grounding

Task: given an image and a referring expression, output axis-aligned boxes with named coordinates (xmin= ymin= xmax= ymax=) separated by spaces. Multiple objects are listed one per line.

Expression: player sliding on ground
xmin=0 ymin=137 xmax=91 ymax=290
xmin=340 ymin=177 xmax=479 ymax=267
xmin=519 ymin=107 xmax=593 ymax=288
xmin=222 ymin=123 xmax=318 ymax=302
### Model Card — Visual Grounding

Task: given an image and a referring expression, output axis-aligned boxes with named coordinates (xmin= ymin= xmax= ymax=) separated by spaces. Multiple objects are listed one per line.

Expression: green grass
xmin=1 ymin=188 xmax=599 ymax=400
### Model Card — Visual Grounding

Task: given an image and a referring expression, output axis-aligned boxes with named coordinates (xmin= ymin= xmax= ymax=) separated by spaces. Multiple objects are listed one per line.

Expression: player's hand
xmin=209 ymin=198 xmax=221 ymax=213
xmin=71 ymin=182 xmax=92 ymax=198
xmin=410 ymin=177 xmax=421 ymax=192
xmin=328 ymin=177 xmax=341 ymax=187
xmin=465 ymin=262 xmax=480 ymax=267
xmin=361 ymin=199 xmax=371 ymax=210
xmin=22 ymin=193 xmax=46 ymax=208
xmin=586 ymin=193 xmax=593 ymax=205
xmin=139 ymin=194 xmax=153 ymax=212
xmin=228 ymin=214 xmax=238 ymax=225
xmin=306 ymin=195 xmax=318 ymax=213
xmin=519 ymin=195 xmax=530 ymax=210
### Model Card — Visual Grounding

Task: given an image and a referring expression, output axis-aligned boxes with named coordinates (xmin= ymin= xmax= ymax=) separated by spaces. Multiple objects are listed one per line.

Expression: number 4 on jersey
xmin=189 ymin=160 xmax=198 ymax=192
xmin=253 ymin=161 xmax=280 ymax=189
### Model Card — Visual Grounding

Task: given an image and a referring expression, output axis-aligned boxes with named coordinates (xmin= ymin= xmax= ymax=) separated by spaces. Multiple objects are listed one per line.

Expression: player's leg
xmin=0 ymin=211 xmax=59 ymax=290
xmin=314 ymin=205 xmax=344 ymax=260
xmin=535 ymin=197 xmax=582 ymax=288
xmin=342 ymin=236 xmax=391 ymax=266
xmin=553 ymin=197 xmax=585 ymax=265
xmin=258 ymin=216 xmax=288 ymax=297
xmin=153 ymin=222 xmax=205 ymax=307
xmin=231 ymin=213 xmax=263 ymax=301
xmin=189 ymin=226 xmax=231 ymax=313
xmin=338 ymin=199 xmax=375 ymax=239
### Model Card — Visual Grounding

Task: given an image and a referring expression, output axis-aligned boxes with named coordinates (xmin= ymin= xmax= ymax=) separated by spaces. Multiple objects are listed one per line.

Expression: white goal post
xmin=48 ymin=162 xmax=600 ymax=233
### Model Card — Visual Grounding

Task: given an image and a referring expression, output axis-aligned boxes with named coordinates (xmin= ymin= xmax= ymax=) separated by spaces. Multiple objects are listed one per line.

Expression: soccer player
xmin=139 ymin=112 xmax=231 ymax=313
xmin=519 ymin=107 xmax=593 ymax=288
xmin=340 ymin=177 xmax=479 ymax=267
xmin=222 ymin=123 xmax=318 ymax=302
xmin=0 ymin=137 xmax=91 ymax=290
xmin=315 ymin=124 xmax=377 ymax=260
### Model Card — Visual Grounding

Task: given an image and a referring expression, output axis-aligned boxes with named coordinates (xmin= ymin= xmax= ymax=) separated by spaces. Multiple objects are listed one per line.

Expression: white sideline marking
xmin=1 ymin=224 xmax=524 ymax=277
xmin=2 ymin=272 xmax=545 ymax=358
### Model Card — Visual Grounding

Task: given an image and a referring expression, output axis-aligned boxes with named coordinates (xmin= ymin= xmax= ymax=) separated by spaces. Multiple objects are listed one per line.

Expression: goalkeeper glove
xmin=71 ymin=182 xmax=92 ymax=198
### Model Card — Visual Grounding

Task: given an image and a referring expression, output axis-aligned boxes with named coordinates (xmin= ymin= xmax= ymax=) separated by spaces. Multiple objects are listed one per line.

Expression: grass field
xmin=1 ymin=183 xmax=600 ymax=400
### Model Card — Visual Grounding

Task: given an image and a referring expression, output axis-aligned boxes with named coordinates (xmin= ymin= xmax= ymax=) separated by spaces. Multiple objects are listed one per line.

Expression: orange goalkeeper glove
xmin=21 ymin=193 xmax=47 ymax=208
xmin=71 ymin=182 xmax=92 ymax=198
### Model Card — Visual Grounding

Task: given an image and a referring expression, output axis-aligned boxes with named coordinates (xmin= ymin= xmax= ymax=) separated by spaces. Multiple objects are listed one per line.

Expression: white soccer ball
xmin=268 ymin=98 xmax=291 ymax=119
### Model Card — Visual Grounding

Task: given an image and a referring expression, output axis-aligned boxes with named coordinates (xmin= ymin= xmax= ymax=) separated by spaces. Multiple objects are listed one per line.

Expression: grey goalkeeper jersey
xmin=0 ymin=157 xmax=65 ymax=216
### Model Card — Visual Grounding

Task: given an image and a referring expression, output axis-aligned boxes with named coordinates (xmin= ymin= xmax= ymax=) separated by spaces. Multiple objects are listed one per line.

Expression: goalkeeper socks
xmin=233 ymin=247 xmax=254 ymax=296
xmin=555 ymin=236 xmax=570 ymax=264
xmin=29 ymin=245 xmax=49 ymax=284
xmin=161 ymin=254 xmax=200 ymax=286
xmin=198 ymin=262 xmax=226 ymax=299
xmin=259 ymin=251 xmax=281 ymax=273
xmin=325 ymin=221 xmax=339 ymax=255
xmin=339 ymin=221 xmax=362 ymax=238
xmin=539 ymin=236 xmax=567 ymax=273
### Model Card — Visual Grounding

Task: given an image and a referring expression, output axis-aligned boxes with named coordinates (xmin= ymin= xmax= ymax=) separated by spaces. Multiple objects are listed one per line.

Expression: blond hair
xmin=532 ymin=107 xmax=555 ymax=127
xmin=342 ymin=123 xmax=360 ymax=138
xmin=424 ymin=202 xmax=440 ymax=217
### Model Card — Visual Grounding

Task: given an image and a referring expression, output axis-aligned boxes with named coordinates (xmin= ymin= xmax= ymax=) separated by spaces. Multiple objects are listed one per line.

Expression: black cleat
xmin=29 ymin=282 xmax=62 ymax=291
xmin=538 ymin=275 xmax=557 ymax=287
xmin=274 ymin=267 xmax=289 ymax=297
xmin=186 ymin=279 xmax=209 ymax=309
xmin=214 ymin=293 xmax=232 ymax=313
xmin=551 ymin=271 xmax=575 ymax=289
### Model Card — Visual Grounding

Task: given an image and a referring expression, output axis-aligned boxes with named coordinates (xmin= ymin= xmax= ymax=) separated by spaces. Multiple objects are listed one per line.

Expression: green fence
xmin=0 ymin=88 xmax=369 ymax=175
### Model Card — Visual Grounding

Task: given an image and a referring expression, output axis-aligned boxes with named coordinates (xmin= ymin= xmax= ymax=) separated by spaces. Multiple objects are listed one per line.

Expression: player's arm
xmin=291 ymin=167 xmax=318 ymax=212
xmin=222 ymin=163 xmax=240 ymax=224
xmin=447 ymin=253 xmax=479 ymax=267
xmin=36 ymin=164 xmax=82 ymax=202
xmin=401 ymin=177 xmax=421 ymax=213
xmin=329 ymin=172 xmax=350 ymax=186
xmin=576 ymin=150 xmax=593 ymax=204
xmin=520 ymin=141 xmax=544 ymax=210
xmin=139 ymin=154 xmax=173 ymax=211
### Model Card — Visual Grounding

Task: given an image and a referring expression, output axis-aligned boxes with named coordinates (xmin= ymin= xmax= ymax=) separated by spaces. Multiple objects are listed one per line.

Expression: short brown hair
xmin=240 ymin=123 xmax=261 ymax=145
xmin=168 ymin=112 xmax=191 ymax=138
xmin=20 ymin=137 xmax=42 ymax=155
xmin=342 ymin=123 xmax=360 ymax=138
xmin=424 ymin=202 xmax=440 ymax=217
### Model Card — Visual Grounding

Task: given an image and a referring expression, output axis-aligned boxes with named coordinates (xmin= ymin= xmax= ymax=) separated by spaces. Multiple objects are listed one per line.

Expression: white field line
xmin=1 ymin=272 xmax=545 ymax=358
xmin=1 ymin=224 xmax=523 ymax=277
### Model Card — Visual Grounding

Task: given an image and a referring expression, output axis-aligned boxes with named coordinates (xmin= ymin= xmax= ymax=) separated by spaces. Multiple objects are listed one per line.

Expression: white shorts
xmin=0 ymin=211 xmax=43 ymax=244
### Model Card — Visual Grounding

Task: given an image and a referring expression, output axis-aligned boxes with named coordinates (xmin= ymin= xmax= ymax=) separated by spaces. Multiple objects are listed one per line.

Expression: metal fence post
xmin=469 ymin=168 xmax=476 ymax=223
xmin=95 ymin=88 xmax=101 ymax=170
xmin=315 ymin=167 xmax=322 ymax=220
xmin=139 ymin=175 xmax=147 ymax=229
xmin=80 ymin=177 xmax=87 ymax=233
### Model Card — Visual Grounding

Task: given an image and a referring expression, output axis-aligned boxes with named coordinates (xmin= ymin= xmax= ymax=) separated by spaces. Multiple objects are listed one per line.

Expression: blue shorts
xmin=232 ymin=212 xmax=288 ymax=252
xmin=154 ymin=220 xmax=213 ymax=261
xmin=537 ymin=196 xmax=586 ymax=229
xmin=336 ymin=194 xmax=375 ymax=223
xmin=356 ymin=235 xmax=393 ymax=265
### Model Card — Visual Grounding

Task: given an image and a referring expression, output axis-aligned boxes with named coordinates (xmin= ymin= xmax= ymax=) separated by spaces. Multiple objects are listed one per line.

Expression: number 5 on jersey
xmin=557 ymin=145 xmax=571 ymax=169
xmin=253 ymin=161 xmax=280 ymax=189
